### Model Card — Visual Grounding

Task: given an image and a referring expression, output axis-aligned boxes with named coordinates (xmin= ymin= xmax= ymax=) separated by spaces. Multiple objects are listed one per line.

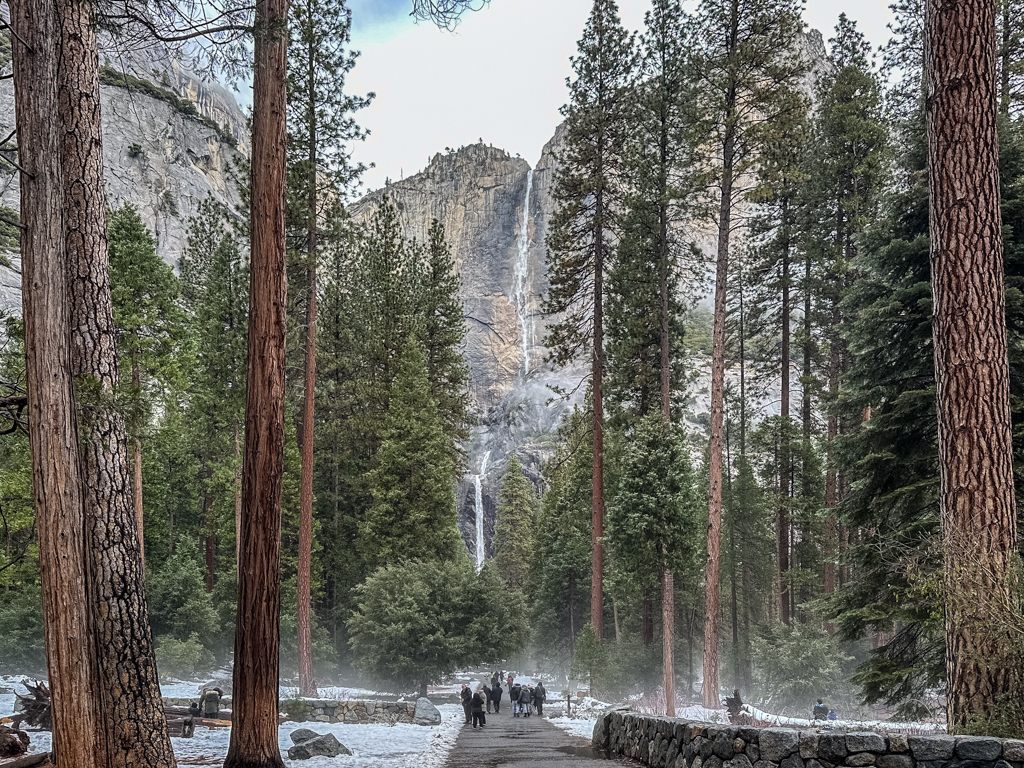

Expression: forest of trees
xmin=0 ymin=0 xmax=1022 ymax=765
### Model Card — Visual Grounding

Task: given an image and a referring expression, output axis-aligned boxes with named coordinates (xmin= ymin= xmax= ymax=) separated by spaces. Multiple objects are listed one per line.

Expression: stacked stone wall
xmin=592 ymin=712 xmax=1024 ymax=768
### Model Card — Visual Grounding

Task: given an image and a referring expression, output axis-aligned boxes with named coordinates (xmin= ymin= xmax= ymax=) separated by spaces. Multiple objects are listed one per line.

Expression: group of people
xmin=812 ymin=698 xmax=839 ymax=721
xmin=459 ymin=672 xmax=548 ymax=729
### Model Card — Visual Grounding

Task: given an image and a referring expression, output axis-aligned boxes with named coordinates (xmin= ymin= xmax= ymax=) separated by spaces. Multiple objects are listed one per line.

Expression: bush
xmin=752 ymin=622 xmax=854 ymax=712
xmin=147 ymin=538 xmax=223 ymax=654
xmin=157 ymin=634 xmax=215 ymax=680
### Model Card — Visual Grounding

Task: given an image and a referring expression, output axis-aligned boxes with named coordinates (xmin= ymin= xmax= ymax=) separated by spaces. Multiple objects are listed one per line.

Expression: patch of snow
xmin=741 ymin=704 xmax=943 ymax=733
xmin=547 ymin=717 xmax=596 ymax=741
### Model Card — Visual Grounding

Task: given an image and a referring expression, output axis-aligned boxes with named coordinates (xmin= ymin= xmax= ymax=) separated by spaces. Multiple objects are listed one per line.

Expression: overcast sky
xmin=345 ymin=0 xmax=896 ymax=193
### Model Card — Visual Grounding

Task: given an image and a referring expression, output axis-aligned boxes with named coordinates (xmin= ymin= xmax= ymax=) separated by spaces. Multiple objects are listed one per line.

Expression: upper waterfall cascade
xmin=473 ymin=450 xmax=492 ymax=571
xmin=512 ymin=169 xmax=534 ymax=376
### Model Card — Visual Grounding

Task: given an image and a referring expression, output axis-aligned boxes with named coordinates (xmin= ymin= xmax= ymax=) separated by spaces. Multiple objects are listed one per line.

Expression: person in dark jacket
xmin=483 ymin=684 xmax=493 ymax=713
xmin=534 ymin=681 xmax=546 ymax=716
xmin=510 ymin=683 xmax=522 ymax=716
xmin=491 ymin=671 xmax=500 ymax=688
xmin=518 ymin=684 xmax=533 ymax=717
xmin=199 ymin=687 xmax=223 ymax=719
xmin=471 ymin=690 xmax=486 ymax=728
xmin=460 ymin=684 xmax=473 ymax=724
xmin=491 ymin=683 xmax=503 ymax=714
xmin=812 ymin=699 xmax=828 ymax=720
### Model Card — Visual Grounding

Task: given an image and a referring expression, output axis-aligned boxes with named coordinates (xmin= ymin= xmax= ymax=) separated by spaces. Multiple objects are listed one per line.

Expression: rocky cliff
xmin=0 ymin=48 xmax=246 ymax=314
xmin=351 ymin=130 xmax=588 ymax=563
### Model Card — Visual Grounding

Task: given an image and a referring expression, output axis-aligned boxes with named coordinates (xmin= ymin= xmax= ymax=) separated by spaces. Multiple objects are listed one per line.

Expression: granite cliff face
xmin=0 ymin=48 xmax=246 ymax=314
xmin=351 ymin=132 xmax=585 ymax=559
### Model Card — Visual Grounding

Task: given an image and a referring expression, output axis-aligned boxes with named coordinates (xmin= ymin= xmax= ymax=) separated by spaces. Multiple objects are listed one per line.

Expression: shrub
xmin=157 ymin=634 xmax=215 ymax=680
xmin=752 ymin=622 xmax=854 ymax=712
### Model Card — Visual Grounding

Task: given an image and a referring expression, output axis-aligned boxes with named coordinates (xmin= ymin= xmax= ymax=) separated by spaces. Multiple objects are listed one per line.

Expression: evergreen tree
xmin=418 ymin=219 xmax=470 ymax=452
xmin=544 ymin=0 xmax=637 ymax=641
xmin=108 ymin=204 xmax=182 ymax=564
xmin=493 ymin=455 xmax=537 ymax=591
xmin=691 ymin=0 xmax=805 ymax=707
xmin=358 ymin=337 xmax=460 ymax=565
xmin=606 ymin=414 xmax=701 ymax=711
xmin=287 ymin=0 xmax=369 ymax=698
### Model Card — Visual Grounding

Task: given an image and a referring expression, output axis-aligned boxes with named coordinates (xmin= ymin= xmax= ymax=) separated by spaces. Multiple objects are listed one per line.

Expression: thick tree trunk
xmin=56 ymin=0 xmax=173 ymax=763
xmin=235 ymin=425 xmax=243 ymax=565
xmin=12 ymin=4 xmax=105 ymax=764
xmin=926 ymin=0 xmax=1022 ymax=733
xmin=703 ymin=124 xmax=733 ymax=711
xmin=225 ymin=0 xmax=288 ymax=759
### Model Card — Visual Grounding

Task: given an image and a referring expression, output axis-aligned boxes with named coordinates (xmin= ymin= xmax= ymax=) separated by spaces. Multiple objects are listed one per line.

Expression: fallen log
xmin=0 ymin=753 xmax=49 ymax=768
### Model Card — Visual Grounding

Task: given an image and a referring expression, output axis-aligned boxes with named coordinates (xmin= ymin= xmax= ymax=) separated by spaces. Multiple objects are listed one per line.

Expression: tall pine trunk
xmin=12 ymin=3 xmax=105 ymax=763
xmin=926 ymin=0 xmax=1022 ymax=732
xmin=591 ymin=198 xmax=605 ymax=640
xmin=703 ymin=118 xmax=734 ymax=710
xmin=778 ymin=201 xmax=792 ymax=624
xmin=297 ymin=54 xmax=319 ymax=693
xmin=57 ymin=0 xmax=174 ymax=762
xmin=225 ymin=0 xmax=288 ymax=759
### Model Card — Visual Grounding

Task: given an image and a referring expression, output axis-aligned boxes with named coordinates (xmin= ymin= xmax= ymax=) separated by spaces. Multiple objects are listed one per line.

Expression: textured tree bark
xmin=56 ymin=0 xmax=174 ymax=763
xmin=225 ymin=0 xmax=288 ymax=759
xmin=11 ymin=3 xmax=105 ymax=764
xmin=926 ymin=0 xmax=1022 ymax=732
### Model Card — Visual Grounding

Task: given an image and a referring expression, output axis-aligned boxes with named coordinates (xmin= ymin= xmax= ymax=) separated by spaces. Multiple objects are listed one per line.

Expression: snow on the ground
xmin=740 ymin=704 xmax=943 ymax=734
xmin=1 ymin=678 xmax=465 ymax=767
xmin=171 ymin=704 xmax=464 ymax=768
xmin=547 ymin=716 xmax=597 ymax=740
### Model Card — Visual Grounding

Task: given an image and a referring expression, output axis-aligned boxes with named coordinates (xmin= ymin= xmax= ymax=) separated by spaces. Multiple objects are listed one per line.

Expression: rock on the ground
xmin=413 ymin=697 xmax=441 ymax=726
xmin=0 ymin=725 xmax=29 ymax=757
xmin=287 ymin=732 xmax=351 ymax=760
xmin=289 ymin=728 xmax=321 ymax=745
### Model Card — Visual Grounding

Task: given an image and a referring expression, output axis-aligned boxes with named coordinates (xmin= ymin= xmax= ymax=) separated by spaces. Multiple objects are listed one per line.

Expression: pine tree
xmin=925 ymin=0 xmax=1021 ymax=731
xmin=108 ymin=204 xmax=182 ymax=565
xmin=287 ymin=0 xmax=369 ymax=699
xmin=691 ymin=0 xmax=805 ymax=708
xmin=493 ymin=455 xmax=537 ymax=591
xmin=418 ymin=219 xmax=470 ymax=452
xmin=359 ymin=337 xmax=461 ymax=565
xmin=544 ymin=0 xmax=636 ymax=640
xmin=605 ymin=414 xmax=700 ymax=713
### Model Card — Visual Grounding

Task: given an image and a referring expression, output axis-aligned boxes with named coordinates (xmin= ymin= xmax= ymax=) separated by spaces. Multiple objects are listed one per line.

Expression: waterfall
xmin=474 ymin=450 xmax=491 ymax=572
xmin=513 ymin=169 xmax=534 ymax=376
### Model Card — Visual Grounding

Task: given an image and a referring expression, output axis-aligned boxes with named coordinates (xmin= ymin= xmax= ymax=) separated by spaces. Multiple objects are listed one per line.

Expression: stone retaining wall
xmin=282 ymin=698 xmax=442 ymax=726
xmin=592 ymin=711 xmax=1024 ymax=768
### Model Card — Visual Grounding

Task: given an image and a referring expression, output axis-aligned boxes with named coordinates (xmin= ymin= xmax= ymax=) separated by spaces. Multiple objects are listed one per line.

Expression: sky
xmin=345 ymin=0 xmax=897 ymax=193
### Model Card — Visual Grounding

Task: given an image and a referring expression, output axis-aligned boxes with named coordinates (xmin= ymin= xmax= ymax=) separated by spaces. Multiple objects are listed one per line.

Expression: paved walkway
xmin=443 ymin=708 xmax=637 ymax=768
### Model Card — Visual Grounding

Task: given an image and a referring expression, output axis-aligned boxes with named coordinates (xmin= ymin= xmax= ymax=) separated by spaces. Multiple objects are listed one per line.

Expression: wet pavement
xmin=442 ymin=709 xmax=638 ymax=768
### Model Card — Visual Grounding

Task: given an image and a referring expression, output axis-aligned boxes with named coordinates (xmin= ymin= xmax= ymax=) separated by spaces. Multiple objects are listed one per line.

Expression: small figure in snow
xmin=533 ymin=681 xmax=546 ymax=716
xmin=460 ymin=684 xmax=473 ymax=724
xmin=827 ymin=709 xmax=839 ymax=721
xmin=471 ymin=689 xmax=487 ymax=729
xmin=199 ymin=687 xmax=223 ymax=719
xmin=510 ymin=683 xmax=522 ymax=717
xmin=812 ymin=699 xmax=829 ymax=720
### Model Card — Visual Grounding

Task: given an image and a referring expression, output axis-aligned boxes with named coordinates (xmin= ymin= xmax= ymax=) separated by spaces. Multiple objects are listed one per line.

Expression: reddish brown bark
xmin=11 ymin=2 xmax=105 ymax=763
xmin=662 ymin=567 xmax=676 ymax=717
xmin=591 ymin=185 xmax=605 ymax=642
xmin=926 ymin=0 xmax=1022 ymax=732
xmin=225 ymin=0 xmax=288 ymax=759
xmin=57 ymin=0 xmax=174 ymax=762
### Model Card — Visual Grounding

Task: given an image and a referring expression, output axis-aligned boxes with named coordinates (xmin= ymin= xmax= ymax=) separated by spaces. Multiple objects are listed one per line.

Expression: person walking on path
xmin=461 ymin=684 xmax=473 ymax=724
xmin=471 ymin=689 xmax=487 ymax=729
xmin=491 ymin=671 xmax=500 ymax=688
xmin=510 ymin=683 xmax=522 ymax=717
xmin=518 ymin=684 xmax=533 ymax=717
xmin=534 ymin=681 xmax=546 ymax=716
xmin=491 ymin=683 xmax=503 ymax=714
xmin=483 ymin=684 xmax=493 ymax=714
